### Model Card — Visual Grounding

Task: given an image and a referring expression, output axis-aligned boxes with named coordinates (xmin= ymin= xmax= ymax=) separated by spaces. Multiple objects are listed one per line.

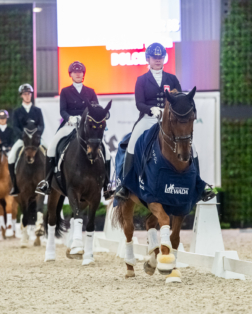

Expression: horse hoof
xmin=157 ymin=253 xmax=175 ymax=275
xmin=165 ymin=269 xmax=182 ymax=284
xmin=66 ymin=248 xmax=74 ymax=259
xmin=20 ymin=243 xmax=28 ymax=248
xmin=143 ymin=261 xmax=156 ymax=276
xmin=44 ymin=251 xmax=56 ymax=262
xmin=34 ymin=237 xmax=41 ymax=246
xmin=125 ymin=270 xmax=135 ymax=279
xmin=69 ymin=247 xmax=84 ymax=260
xmin=35 ymin=228 xmax=45 ymax=237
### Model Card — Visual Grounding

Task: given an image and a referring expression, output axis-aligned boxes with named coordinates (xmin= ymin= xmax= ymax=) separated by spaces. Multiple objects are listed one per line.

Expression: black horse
xmin=15 ymin=120 xmax=45 ymax=247
xmin=44 ymin=101 xmax=112 ymax=265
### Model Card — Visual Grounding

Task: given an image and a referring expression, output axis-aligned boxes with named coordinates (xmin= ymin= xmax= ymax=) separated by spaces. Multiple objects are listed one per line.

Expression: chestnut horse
xmin=113 ymin=87 xmax=210 ymax=283
xmin=0 ymin=141 xmax=18 ymax=239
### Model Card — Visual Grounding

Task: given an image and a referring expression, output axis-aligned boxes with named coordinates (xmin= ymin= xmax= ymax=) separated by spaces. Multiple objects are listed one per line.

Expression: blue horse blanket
xmin=114 ymin=123 xmax=206 ymax=216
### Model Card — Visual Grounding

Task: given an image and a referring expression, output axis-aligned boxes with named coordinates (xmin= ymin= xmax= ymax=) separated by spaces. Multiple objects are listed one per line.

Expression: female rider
xmin=116 ymin=43 xmax=199 ymax=199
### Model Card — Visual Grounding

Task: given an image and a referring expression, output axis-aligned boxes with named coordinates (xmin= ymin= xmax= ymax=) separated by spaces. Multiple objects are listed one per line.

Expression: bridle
xmin=158 ymin=103 xmax=196 ymax=154
xmin=77 ymin=114 xmax=106 ymax=164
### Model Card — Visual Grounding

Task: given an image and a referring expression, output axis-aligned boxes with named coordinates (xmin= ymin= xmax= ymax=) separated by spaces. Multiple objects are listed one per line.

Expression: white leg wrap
xmin=160 ymin=225 xmax=172 ymax=252
xmin=70 ymin=218 xmax=84 ymax=255
xmin=45 ymin=224 xmax=56 ymax=261
xmin=148 ymin=251 xmax=157 ymax=268
xmin=82 ymin=231 xmax=95 ymax=266
xmin=12 ymin=219 xmax=16 ymax=232
xmin=5 ymin=213 xmax=13 ymax=237
xmin=67 ymin=217 xmax=74 ymax=248
xmin=6 ymin=213 xmax=12 ymax=227
xmin=20 ymin=225 xmax=29 ymax=248
xmin=147 ymin=228 xmax=159 ymax=254
xmin=36 ymin=212 xmax=43 ymax=225
xmin=124 ymin=241 xmax=136 ymax=266
xmin=0 ymin=215 xmax=6 ymax=229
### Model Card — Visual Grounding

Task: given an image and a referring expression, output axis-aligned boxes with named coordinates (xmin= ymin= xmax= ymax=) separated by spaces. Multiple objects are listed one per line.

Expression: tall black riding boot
xmin=9 ymin=163 xmax=19 ymax=196
xmin=103 ymin=160 xmax=114 ymax=200
xmin=35 ymin=157 xmax=55 ymax=195
xmin=115 ymin=152 xmax=134 ymax=200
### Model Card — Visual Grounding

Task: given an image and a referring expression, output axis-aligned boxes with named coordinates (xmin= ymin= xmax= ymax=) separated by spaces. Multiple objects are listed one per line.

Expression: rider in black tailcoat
xmin=0 ymin=110 xmax=14 ymax=151
xmin=36 ymin=61 xmax=112 ymax=199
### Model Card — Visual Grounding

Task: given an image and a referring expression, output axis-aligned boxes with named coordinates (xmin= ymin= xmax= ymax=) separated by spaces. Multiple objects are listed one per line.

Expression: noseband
xmin=158 ymin=104 xmax=196 ymax=153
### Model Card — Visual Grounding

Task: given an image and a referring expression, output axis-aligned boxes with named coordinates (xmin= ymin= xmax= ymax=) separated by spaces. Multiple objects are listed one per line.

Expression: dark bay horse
xmin=0 ymin=142 xmax=18 ymax=238
xmin=15 ymin=120 xmax=45 ymax=247
xmin=44 ymin=101 xmax=112 ymax=265
xmin=113 ymin=88 xmax=213 ymax=283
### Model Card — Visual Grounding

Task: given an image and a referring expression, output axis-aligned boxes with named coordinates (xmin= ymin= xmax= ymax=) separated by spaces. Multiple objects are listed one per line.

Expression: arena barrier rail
xmin=94 ymin=197 xmax=252 ymax=280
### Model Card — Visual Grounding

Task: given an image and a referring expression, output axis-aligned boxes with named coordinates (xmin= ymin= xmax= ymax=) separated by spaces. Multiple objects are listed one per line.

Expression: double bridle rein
xmin=158 ymin=104 xmax=195 ymax=153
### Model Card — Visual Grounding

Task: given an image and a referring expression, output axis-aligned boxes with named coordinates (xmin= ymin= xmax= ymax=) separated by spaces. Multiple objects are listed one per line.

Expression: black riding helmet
xmin=68 ymin=61 xmax=86 ymax=77
xmin=145 ymin=43 xmax=167 ymax=60
xmin=18 ymin=83 xmax=33 ymax=95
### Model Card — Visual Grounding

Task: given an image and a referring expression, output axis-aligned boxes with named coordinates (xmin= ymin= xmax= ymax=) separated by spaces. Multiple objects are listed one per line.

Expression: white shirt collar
xmin=73 ymin=82 xmax=83 ymax=93
xmin=0 ymin=124 xmax=7 ymax=132
xmin=22 ymin=102 xmax=32 ymax=113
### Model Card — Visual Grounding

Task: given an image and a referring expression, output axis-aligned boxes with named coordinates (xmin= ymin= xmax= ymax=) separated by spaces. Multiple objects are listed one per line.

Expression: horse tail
xmin=111 ymin=197 xmax=126 ymax=229
xmin=44 ymin=195 xmax=65 ymax=238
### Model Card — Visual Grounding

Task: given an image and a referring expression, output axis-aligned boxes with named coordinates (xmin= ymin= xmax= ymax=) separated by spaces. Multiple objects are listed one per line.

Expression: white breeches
xmin=8 ymin=138 xmax=47 ymax=164
xmin=47 ymin=123 xmax=110 ymax=161
xmin=127 ymin=114 xmax=198 ymax=157
xmin=127 ymin=115 xmax=158 ymax=154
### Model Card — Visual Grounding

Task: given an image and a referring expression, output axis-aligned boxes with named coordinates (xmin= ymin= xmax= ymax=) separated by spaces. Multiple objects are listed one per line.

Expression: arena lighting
xmin=57 ymin=0 xmax=181 ymax=94
xmin=33 ymin=7 xmax=43 ymax=13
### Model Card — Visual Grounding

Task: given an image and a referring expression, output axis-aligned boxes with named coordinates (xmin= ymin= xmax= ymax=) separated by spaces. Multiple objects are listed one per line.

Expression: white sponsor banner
xmin=36 ymin=91 xmax=220 ymax=187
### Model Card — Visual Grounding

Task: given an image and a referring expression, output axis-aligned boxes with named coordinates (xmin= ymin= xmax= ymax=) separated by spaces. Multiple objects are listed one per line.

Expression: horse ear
xmin=105 ymin=100 xmax=112 ymax=112
xmin=165 ymin=90 xmax=176 ymax=105
xmin=187 ymin=86 xmax=196 ymax=100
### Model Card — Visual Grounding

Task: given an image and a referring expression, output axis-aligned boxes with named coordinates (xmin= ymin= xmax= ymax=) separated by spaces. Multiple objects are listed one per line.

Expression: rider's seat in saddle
xmin=54 ymin=129 xmax=107 ymax=196
xmin=114 ymin=123 xmax=206 ymax=216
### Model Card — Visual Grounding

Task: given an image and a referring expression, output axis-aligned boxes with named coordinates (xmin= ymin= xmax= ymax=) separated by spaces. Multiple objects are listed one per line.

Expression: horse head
xmin=79 ymin=101 xmax=112 ymax=162
xmin=23 ymin=119 xmax=41 ymax=164
xmin=162 ymin=87 xmax=197 ymax=162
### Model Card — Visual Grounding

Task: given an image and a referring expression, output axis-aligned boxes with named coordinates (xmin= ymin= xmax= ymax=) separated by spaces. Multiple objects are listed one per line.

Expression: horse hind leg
xmin=144 ymin=214 xmax=159 ymax=276
xmin=20 ymin=212 xmax=29 ymax=248
xmin=5 ymin=196 xmax=14 ymax=238
xmin=0 ymin=201 xmax=6 ymax=240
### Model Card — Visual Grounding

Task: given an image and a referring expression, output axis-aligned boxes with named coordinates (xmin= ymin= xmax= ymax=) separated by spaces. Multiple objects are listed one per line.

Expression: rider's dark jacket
xmin=0 ymin=126 xmax=14 ymax=148
xmin=135 ymin=70 xmax=182 ymax=122
xmin=12 ymin=105 xmax=44 ymax=140
xmin=60 ymin=84 xmax=98 ymax=127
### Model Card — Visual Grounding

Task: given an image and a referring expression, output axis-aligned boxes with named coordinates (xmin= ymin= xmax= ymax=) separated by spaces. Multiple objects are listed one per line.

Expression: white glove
xmin=68 ymin=116 xmax=78 ymax=125
xmin=76 ymin=115 xmax=82 ymax=122
xmin=150 ymin=107 xmax=163 ymax=118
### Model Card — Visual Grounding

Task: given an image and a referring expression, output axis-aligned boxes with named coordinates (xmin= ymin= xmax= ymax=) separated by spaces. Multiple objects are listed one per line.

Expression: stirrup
xmin=35 ymin=180 xmax=51 ymax=196
xmin=115 ymin=186 xmax=130 ymax=200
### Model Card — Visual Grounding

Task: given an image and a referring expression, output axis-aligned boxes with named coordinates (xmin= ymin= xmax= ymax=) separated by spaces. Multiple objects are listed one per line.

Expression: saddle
xmin=55 ymin=129 xmax=77 ymax=195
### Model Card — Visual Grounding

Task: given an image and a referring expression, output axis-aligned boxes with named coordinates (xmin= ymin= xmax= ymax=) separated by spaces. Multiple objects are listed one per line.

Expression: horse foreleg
xmin=164 ymin=215 xmax=185 ymax=284
xmin=68 ymin=189 xmax=84 ymax=259
xmin=5 ymin=195 xmax=14 ymax=237
xmin=144 ymin=214 xmax=159 ymax=276
xmin=44 ymin=189 xmax=60 ymax=262
xmin=20 ymin=206 xmax=29 ymax=248
xmin=35 ymin=194 xmax=45 ymax=240
xmin=12 ymin=199 xmax=18 ymax=238
xmin=148 ymin=202 xmax=175 ymax=276
xmin=121 ymin=198 xmax=136 ymax=278
xmin=0 ymin=202 xmax=6 ymax=239
xmin=82 ymin=199 xmax=99 ymax=266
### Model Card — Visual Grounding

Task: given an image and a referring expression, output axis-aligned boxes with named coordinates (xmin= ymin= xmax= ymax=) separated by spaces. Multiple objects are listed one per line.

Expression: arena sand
xmin=0 ymin=229 xmax=252 ymax=314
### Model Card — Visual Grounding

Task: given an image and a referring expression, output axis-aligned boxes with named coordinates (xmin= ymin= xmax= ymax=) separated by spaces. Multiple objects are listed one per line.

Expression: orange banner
xmin=58 ymin=45 xmax=176 ymax=95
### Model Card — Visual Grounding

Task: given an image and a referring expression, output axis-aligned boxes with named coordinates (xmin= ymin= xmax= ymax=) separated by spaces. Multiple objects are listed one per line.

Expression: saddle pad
xmin=114 ymin=124 xmax=206 ymax=216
